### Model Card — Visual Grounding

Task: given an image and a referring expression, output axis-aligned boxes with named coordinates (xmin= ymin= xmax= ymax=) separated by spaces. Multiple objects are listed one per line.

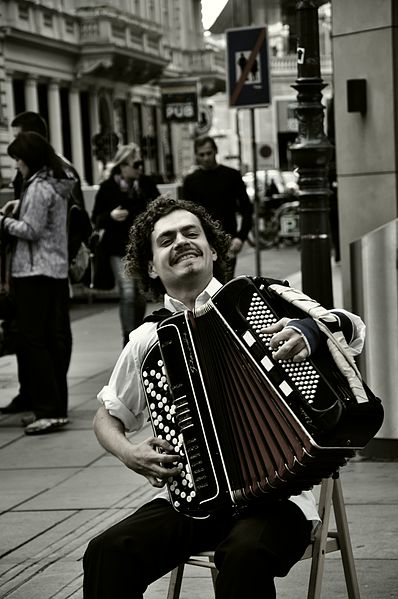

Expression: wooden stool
xmin=167 ymin=475 xmax=361 ymax=599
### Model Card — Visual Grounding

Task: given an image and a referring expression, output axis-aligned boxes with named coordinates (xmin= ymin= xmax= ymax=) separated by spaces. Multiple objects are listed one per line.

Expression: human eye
xmin=159 ymin=235 xmax=173 ymax=247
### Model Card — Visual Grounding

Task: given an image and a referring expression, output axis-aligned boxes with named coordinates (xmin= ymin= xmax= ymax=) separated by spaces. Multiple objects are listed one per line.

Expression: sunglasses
xmin=120 ymin=160 xmax=143 ymax=169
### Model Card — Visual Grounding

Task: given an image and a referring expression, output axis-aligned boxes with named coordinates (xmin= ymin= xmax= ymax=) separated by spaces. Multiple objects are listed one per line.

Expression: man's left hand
xmin=0 ymin=199 xmax=20 ymax=216
xmin=262 ymin=318 xmax=309 ymax=362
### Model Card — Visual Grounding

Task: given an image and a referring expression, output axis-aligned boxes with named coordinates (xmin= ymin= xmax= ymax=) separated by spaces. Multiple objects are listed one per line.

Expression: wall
xmin=332 ymin=0 xmax=398 ymax=307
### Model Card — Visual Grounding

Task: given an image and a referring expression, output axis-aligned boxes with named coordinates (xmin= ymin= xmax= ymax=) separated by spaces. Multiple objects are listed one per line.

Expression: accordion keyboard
xmin=141 ymin=346 xmax=201 ymax=515
xmin=245 ymin=291 xmax=321 ymax=405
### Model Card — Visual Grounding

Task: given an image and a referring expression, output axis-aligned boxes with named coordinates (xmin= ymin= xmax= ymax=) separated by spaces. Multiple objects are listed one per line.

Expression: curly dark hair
xmin=124 ymin=196 xmax=231 ymax=299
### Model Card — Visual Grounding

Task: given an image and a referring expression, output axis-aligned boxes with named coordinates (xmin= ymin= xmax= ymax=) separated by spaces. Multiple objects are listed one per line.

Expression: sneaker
xmin=24 ymin=418 xmax=69 ymax=435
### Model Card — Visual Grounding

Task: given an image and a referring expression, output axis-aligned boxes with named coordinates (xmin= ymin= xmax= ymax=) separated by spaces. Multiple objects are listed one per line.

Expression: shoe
xmin=24 ymin=418 xmax=69 ymax=436
xmin=0 ymin=395 xmax=32 ymax=414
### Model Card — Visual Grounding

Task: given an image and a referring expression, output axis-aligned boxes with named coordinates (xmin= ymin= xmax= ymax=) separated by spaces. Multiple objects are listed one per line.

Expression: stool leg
xmin=167 ymin=564 xmax=185 ymax=599
xmin=209 ymin=554 xmax=218 ymax=589
xmin=307 ymin=478 xmax=334 ymax=599
xmin=333 ymin=477 xmax=361 ymax=599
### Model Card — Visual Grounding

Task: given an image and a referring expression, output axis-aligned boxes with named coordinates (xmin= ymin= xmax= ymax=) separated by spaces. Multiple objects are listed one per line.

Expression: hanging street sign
xmin=226 ymin=26 xmax=271 ymax=108
xmin=160 ymin=79 xmax=199 ymax=123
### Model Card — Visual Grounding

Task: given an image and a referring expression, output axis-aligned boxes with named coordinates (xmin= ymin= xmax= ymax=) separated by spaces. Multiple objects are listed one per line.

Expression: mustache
xmin=170 ymin=245 xmax=201 ymax=265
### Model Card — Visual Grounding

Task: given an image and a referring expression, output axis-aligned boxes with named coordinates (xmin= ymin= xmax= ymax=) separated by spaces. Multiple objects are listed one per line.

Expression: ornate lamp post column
xmin=290 ymin=0 xmax=334 ymax=307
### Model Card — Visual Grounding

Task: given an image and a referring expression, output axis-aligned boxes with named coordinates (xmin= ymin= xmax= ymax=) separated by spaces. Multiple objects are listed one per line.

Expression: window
xmin=43 ymin=12 xmax=53 ymax=28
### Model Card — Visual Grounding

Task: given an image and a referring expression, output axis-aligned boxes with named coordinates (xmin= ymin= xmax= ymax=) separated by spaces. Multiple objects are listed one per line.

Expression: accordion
xmin=141 ymin=276 xmax=383 ymax=517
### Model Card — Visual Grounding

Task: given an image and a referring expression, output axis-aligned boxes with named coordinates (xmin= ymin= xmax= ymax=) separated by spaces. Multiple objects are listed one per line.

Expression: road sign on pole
xmin=226 ymin=26 xmax=271 ymax=108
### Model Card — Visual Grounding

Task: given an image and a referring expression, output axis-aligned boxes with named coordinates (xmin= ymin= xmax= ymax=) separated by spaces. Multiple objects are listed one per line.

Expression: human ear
xmin=211 ymin=248 xmax=217 ymax=262
xmin=148 ymin=261 xmax=158 ymax=279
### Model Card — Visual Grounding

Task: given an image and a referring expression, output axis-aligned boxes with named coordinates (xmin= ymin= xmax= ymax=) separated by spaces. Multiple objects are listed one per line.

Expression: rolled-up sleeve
xmin=97 ymin=323 xmax=158 ymax=432
xmin=331 ymin=309 xmax=366 ymax=355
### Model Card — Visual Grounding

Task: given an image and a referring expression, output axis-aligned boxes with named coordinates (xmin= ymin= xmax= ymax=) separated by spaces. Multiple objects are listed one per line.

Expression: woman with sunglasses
xmin=92 ymin=143 xmax=160 ymax=345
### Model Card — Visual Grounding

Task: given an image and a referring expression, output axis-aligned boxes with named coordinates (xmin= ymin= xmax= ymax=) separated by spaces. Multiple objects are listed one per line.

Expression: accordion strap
xmin=268 ymin=284 xmax=369 ymax=404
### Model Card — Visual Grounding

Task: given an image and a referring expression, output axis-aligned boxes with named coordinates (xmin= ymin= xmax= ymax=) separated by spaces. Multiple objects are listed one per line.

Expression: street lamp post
xmin=290 ymin=0 xmax=334 ymax=307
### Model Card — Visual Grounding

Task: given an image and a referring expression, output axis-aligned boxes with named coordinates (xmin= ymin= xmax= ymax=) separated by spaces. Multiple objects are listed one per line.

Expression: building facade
xmin=0 ymin=0 xmax=225 ymax=186
xmin=0 ymin=0 xmax=332 ymax=187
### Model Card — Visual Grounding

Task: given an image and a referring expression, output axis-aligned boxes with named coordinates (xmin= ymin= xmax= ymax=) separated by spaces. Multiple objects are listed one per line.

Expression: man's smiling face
xmin=148 ymin=209 xmax=217 ymax=295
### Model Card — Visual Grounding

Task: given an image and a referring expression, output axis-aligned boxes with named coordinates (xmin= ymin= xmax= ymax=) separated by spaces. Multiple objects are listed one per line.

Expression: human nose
xmin=173 ymin=232 xmax=189 ymax=247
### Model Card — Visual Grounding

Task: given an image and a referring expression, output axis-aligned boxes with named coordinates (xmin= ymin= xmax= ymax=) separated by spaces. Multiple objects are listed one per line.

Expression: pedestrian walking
xmin=91 ymin=144 xmax=160 ymax=345
xmin=182 ymin=135 xmax=253 ymax=280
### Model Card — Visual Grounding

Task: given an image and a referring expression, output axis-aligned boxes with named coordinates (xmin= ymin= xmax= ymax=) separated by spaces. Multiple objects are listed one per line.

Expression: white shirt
xmin=98 ymin=277 xmax=364 ymax=525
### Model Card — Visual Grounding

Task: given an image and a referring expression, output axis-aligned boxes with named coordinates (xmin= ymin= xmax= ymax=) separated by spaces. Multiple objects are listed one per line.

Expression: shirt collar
xmin=164 ymin=277 xmax=222 ymax=313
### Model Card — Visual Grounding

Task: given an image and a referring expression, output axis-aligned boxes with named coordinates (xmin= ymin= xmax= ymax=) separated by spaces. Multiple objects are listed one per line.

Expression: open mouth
xmin=172 ymin=251 xmax=200 ymax=265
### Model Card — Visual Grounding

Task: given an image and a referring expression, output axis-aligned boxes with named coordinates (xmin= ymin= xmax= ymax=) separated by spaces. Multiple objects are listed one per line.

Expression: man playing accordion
xmin=83 ymin=196 xmax=366 ymax=599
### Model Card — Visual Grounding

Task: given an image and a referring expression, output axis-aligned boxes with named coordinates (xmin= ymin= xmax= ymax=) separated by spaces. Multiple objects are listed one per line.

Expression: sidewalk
xmin=0 ymin=246 xmax=397 ymax=598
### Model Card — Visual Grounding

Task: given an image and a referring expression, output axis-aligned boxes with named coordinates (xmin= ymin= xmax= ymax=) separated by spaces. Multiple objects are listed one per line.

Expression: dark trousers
xmin=13 ymin=276 xmax=72 ymax=419
xmin=83 ymin=498 xmax=312 ymax=599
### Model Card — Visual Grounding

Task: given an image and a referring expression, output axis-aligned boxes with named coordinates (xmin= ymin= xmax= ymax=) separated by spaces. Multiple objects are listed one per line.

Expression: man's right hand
xmin=123 ymin=436 xmax=182 ymax=488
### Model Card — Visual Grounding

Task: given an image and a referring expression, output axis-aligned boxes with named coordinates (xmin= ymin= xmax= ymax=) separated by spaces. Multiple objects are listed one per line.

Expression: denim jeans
xmin=110 ymin=255 xmax=146 ymax=344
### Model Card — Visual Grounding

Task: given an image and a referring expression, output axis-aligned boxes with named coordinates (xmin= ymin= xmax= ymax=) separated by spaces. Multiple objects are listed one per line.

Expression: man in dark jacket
xmin=182 ymin=135 xmax=253 ymax=279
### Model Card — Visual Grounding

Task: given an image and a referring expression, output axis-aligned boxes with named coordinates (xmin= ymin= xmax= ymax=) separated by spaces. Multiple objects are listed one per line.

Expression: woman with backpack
xmin=0 ymin=131 xmax=75 ymax=435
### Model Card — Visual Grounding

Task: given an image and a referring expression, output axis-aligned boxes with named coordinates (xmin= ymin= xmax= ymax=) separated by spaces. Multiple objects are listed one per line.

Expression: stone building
xmin=0 ymin=0 xmax=225 ymax=186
